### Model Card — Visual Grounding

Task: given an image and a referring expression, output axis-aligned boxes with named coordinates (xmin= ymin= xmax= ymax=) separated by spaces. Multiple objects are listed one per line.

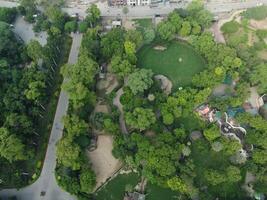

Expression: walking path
xmin=0 ymin=33 xmax=82 ymax=200
xmin=210 ymin=10 xmax=245 ymax=43
xmin=113 ymin=88 xmax=128 ymax=134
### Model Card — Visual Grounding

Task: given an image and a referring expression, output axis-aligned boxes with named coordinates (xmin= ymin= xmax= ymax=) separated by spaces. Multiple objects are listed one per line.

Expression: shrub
xmin=221 ymin=21 xmax=239 ymax=34
xmin=78 ymin=21 xmax=88 ymax=33
xmin=0 ymin=7 xmax=17 ymax=23
xmin=242 ymin=5 xmax=267 ymax=20
xmin=256 ymin=29 xmax=267 ymax=40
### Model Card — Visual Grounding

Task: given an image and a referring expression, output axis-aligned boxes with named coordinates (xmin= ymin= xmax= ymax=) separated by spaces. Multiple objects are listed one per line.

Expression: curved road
xmin=0 ymin=33 xmax=82 ymax=200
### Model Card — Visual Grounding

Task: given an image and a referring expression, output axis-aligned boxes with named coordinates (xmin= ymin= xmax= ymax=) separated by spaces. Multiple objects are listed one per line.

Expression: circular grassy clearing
xmin=137 ymin=41 xmax=207 ymax=89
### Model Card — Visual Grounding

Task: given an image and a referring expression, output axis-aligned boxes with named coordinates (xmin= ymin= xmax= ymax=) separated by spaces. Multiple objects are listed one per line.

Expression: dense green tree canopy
xmin=125 ymin=107 xmax=156 ymax=130
xmin=0 ymin=127 xmax=28 ymax=162
xmin=127 ymin=69 xmax=153 ymax=94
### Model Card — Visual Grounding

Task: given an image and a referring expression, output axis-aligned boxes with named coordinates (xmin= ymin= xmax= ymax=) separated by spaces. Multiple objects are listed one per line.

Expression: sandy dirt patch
xmin=96 ymin=73 xmax=119 ymax=95
xmin=123 ymin=19 xmax=135 ymax=30
xmin=250 ymin=18 xmax=267 ymax=30
xmin=153 ymin=45 xmax=167 ymax=51
xmin=258 ymin=50 xmax=267 ymax=60
xmin=247 ymin=87 xmax=260 ymax=109
xmin=154 ymin=75 xmax=172 ymax=95
xmin=88 ymin=135 xmax=122 ymax=190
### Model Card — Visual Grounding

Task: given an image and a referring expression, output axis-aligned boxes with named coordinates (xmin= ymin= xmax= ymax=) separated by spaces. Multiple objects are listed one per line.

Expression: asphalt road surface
xmin=0 ymin=33 xmax=82 ymax=200
xmin=1 ymin=0 xmax=267 ymax=17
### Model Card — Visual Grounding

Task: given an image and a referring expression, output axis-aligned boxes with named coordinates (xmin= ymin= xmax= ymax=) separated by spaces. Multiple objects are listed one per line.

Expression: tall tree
xmin=27 ymin=40 xmax=43 ymax=61
xmin=0 ymin=127 xmax=28 ymax=162
xmin=125 ymin=107 xmax=156 ymax=130
xmin=86 ymin=4 xmax=101 ymax=27
xmin=56 ymin=137 xmax=82 ymax=170
xmin=127 ymin=69 xmax=153 ymax=94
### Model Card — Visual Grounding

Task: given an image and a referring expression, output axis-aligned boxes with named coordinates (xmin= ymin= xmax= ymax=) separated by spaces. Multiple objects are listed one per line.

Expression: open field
xmin=88 ymin=135 xmax=122 ymax=189
xmin=95 ymin=173 xmax=139 ymax=200
xmin=137 ymin=41 xmax=207 ymax=88
xmin=146 ymin=183 xmax=178 ymax=200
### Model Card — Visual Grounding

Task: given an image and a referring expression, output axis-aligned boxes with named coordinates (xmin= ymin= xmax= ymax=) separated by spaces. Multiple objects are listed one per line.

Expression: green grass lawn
xmin=137 ymin=41 xmax=207 ymax=89
xmin=95 ymin=173 xmax=140 ymax=200
xmin=134 ymin=18 xmax=153 ymax=29
xmin=242 ymin=5 xmax=267 ymax=20
xmin=146 ymin=183 xmax=179 ymax=200
xmin=178 ymin=113 xmax=204 ymax=132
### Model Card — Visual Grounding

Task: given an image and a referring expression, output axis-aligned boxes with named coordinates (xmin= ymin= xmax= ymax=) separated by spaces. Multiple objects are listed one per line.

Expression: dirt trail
xmin=210 ymin=10 xmax=245 ymax=43
xmin=88 ymin=135 xmax=122 ymax=190
xmin=113 ymin=88 xmax=128 ymax=134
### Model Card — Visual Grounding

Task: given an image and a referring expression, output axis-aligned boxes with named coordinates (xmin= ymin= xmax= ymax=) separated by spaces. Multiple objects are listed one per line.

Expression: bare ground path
xmin=210 ymin=10 xmax=245 ymax=44
xmin=113 ymin=88 xmax=128 ymax=134
xmin=88 ymin=135 xmax=122 ymax=190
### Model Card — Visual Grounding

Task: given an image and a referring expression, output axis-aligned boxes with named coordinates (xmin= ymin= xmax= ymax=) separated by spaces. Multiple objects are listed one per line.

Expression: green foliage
xmin=101 ymin=28 xmax=125 ymax=59
xmin=203 ymin=124 xmax=221 ymax=142
xmin=157 ymin=21 xmax=176 ymax=41
xmin=0 ymin=127 xmax=28 ymax=162
xmin=125 ymin=107 xmax=156 ymax=130
xmin=0 ymin=7 xmax=17 ymax=23
xmin=253 ymin=150 xmax=267 ymax=165
xmin=79 ymin=167 xmax=96 ymax=193
xmin=256 ymin=29 xmax=267 ymax=40
xmin=85 ymin=4 xmax=101 ymax=27
xmin=221 ymin=21 xmax=240 ymax=34
xmin=250 ymin=63 xmax=267 ymax=93
xmin=110 ymin=55 xmax=135 ymax=78
xmin=0 ymin=21 xmax=24 ymax=64
xmin=63 ymin=114 xmax=88 ymax=139
xmin=45 ymin=6 xmax=66 ymax=30
xmin=168 ymin=11 xmax=182 ymax=32
xmin=64 ymin=21 xmax=77 ymax=33
xmin=61 ymin=52 xmax=98 ymax=109
xmin=186 ymin=0 xmax=213 ymax=28
xmin=226 ymin=166 xmax=242 ymax=183
xmin=125 ymin=29 xmax=143 ymax=48
xmin=220 ymin=137 xmax=242 ymax=156
xmin=122 ymin=6 xmax=129 ymax=15
xmin=130 ymin=133 xmax=182 ymax=184
xmin=242 ymin=5 xmax=267 ymax=20
xmin=124 ymin=40 xmax=137 ymax=63
xmin=127 ymin=69 xmax=153 ymax=94
xmin=19 ymin=0 xmax=37 ymax=22
xmin=179 ymin=21 xmax=191 ymax=37
xmin=143 ymin=28 xmax=155 ymax=44
xmin=27 ymin=40 xmax=43 ymax=61
xmin=78 ymin=21 xmax=89 ymax=33
xmin=56 ymin=137 xmax=82 ymax=170
xmin=204 ymin=169 xmax=226 ymax=186
xmin=167 ymin=176 xmax=188 ymax=193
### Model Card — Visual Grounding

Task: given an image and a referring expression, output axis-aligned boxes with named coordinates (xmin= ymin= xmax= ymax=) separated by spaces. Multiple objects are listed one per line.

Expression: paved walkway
xmin=0 ymin=33 xmax=82 ymax=200
xmin=13 ymin=16 xmax=48 ymax=46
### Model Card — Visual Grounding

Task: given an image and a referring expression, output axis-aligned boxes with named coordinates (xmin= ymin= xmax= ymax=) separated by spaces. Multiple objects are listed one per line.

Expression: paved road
xmin=0 ymin=33 xmax=82 ymax=200
xmin=63 ymin=0 xmax=267 ymax=17
xmin=1 ymin=0 xmax=267 ymax=17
